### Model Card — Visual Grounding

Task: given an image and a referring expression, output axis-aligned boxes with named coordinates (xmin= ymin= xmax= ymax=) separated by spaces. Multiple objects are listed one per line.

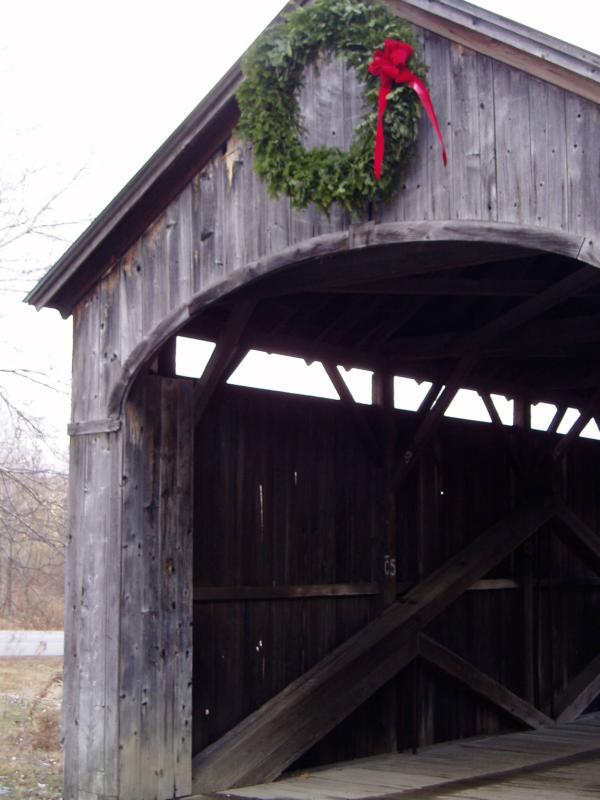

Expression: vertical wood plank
xmin=450 ymin=43 xmax=482 ymax=220
xmin=566 ymin=92 xmax=600 ymax=238
xmin=118 ymin=242 xmax=144 ymax=373
xmin=476 ymin=52 xmax=498 ymax=222
xmin=529 ymin=81 xmax=568 ymax=230
xmin=65 ymin=432 xmax=121 ymax=799
xmin=62 ymin=435 xmax=83 ymax=800
xmin=494 ymin=61 xmax=533 ymax=225
xmin=120 ymin=374 xmax=194 ymax=800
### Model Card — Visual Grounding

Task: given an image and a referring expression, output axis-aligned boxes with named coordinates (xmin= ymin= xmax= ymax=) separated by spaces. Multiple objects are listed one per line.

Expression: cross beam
xmin=392 ymin=268 xmax=600 ymax=488
xmin=419 ymin=634 xmax=553 ymax=729
xmin=191 ymin=497 xmax=555 ymax=793
xmin=193 ymin=299 xmax=256 ymax=425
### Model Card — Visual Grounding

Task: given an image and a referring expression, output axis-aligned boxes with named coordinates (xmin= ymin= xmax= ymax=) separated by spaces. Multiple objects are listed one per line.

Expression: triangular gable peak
xmin=27 ymin=0 xmax=600 ymax=319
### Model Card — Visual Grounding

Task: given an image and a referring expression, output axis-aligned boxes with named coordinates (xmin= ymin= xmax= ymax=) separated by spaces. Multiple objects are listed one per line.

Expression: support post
xmin=372 ymin=370 xmax=397 ymax=608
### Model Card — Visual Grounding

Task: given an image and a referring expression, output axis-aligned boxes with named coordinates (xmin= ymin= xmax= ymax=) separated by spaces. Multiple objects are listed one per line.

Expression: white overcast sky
xmin=1 ymin=0 xmax=599 ymax=459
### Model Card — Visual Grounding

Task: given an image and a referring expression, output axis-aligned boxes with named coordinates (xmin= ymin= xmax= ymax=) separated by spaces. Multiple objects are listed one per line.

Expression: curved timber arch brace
xmin=107 ymin=220 xmax=599 ymax=419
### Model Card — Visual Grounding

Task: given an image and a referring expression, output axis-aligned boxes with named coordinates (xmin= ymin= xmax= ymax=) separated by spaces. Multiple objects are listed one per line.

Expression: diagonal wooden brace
xmin=192 ymin=495 xmax=556 ymax=793
xmin=419 ymin=634 xmax=553 ymax=729
xmin=193 ymin=298 xmax=256 ymax=425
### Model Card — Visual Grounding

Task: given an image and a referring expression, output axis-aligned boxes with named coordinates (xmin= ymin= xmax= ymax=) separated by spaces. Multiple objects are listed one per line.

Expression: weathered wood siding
xmin=193 ymin=386 xmax=384 ymax=758
xmin=194 ymin=386 xmax=600 ymax=767
xmin=63 ymin=431 xmax=121 ymax=800
xmin=119 ymin=376 xmax=194 ymax=800
xmin=69 ymin=29 xmax=600 ymax=426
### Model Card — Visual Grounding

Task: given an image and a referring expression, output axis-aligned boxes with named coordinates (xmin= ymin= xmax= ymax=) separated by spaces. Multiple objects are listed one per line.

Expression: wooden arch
xmin=108 ymin=220 xmax=600 ymax=418
xmin=115 ymin=217 xmax=600 ymax=795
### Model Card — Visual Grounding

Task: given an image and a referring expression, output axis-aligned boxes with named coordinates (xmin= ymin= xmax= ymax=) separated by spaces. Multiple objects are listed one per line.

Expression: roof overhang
xmin=26 ymin=0 xmax=600 ymax=318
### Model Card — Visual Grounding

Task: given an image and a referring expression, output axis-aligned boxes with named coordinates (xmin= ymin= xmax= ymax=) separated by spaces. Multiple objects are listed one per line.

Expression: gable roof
xmin=27 ymin=0 xmax=600 ymax=318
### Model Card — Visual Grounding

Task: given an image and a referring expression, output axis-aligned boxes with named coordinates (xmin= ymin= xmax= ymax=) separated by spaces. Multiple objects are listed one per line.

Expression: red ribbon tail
xmin=374 ymin=83 xmax=390 ymax=181
xmin=409 ymin=76 xmax=448 ymax=167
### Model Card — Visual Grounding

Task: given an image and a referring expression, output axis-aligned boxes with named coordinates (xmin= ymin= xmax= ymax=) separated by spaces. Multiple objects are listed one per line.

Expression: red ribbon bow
xmin=368 ymin=39 xmax=448 ymax=180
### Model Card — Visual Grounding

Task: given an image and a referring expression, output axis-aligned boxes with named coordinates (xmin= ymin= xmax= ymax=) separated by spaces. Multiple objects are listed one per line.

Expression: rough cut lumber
xmin=315 ymin=277 xmax=549 ymax=297
xmin=192 ymin=496 xmax=555 ymax=793
xmin=555 ymin=653 xmax=600 ymax=723
xmin=193 ymin=298 xmax=255 ymax=424
xmin=194 ymin=583 xmax=380 ymax=602
xmin=419 ymin=634 xmax=553 ymax=729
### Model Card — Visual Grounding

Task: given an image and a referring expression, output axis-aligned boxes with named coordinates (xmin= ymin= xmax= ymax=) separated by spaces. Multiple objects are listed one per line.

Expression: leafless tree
xmin=0 ymin=170 xmax=84 ymax=628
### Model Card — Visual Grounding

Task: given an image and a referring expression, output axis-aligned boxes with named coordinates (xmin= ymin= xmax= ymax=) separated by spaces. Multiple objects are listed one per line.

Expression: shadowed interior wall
xmin=193 ymin=385 xmax=600 ymax=768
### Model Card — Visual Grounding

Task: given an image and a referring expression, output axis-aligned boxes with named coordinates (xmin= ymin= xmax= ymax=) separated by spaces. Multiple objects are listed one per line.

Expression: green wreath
xmin=236 ymin=0 xmax=426 ymax=214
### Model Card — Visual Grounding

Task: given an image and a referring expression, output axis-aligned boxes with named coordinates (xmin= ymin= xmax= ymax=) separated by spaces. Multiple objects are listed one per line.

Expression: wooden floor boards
xmin=219 ymin=713 xmax=600 ymax=800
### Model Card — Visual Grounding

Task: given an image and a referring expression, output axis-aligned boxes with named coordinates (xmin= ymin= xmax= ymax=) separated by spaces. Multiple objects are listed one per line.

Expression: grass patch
xmin=0 ymin=658 xmax=63 ymax=799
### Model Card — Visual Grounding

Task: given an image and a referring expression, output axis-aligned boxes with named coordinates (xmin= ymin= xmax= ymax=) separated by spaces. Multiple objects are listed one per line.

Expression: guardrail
xmin=0 ymin=630 xmax=64 ymax=657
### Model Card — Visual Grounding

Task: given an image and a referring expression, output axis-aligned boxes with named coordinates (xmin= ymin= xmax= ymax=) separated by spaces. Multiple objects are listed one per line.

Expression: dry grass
xmin=0 ymin=658 xmax=63 ymax=800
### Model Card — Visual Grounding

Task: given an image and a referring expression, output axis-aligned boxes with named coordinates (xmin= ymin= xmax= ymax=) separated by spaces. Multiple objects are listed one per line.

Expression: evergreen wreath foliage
xmin=236 ymin=0 xmax=426 ymax=214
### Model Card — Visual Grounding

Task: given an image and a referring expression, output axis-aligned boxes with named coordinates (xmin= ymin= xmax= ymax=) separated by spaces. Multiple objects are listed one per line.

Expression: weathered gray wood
xmin=419 ymin=634 xmax=553 ymax=729
xmin=120 ymin=375 xmax=194 ymax=800
xmin=529 ymin=81 xmax=569 ymax=230
xmin=566 ymin=94 xmax=600 ymax=238
xmin=193 ymin=299 xmax=256 ymax=424
xmin=68 ymin=418 xmax=121 ymax=436
xmin=192 ymin=496 xmax=555 ymax=792
xmin=62 ymin=435 xmax=83 ymax=800
xmin=62 ymin=431 xmax=121 ymax=799
xmin=450 ymin=43 xmax=482 ymax=220
xmin=494 ymin=62 xmax=533 ymax=226
xmin=387 ymin=0 xmax=600 ymax=103
xmin=165 ymin=186 xmax=194 ymax=311
xmin=192 ymin=163 xmax=219 ymax=292
xmin=118 ymin=242 xmax=144 ymax=371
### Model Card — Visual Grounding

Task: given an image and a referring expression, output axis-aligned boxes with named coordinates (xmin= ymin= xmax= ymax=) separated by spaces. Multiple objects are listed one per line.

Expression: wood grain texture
xmin=192 ymin=491 xmax=554 ymax=792
xmin=59 ymin=24 xmax=600 ymax=799
xmin=120 ymin=375 xmax=194 ymax=800
xmin=70 ymin=34 xmax=600 ymax=425
xmin=62 ymin=432 xmax=121 ymax=800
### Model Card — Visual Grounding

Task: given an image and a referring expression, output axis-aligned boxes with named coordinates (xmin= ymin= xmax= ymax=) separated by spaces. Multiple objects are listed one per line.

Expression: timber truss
xmin=191 ymin=495 xmax=600 ymax=793
xmin=172 ymin=251 xmax=600 ymax=793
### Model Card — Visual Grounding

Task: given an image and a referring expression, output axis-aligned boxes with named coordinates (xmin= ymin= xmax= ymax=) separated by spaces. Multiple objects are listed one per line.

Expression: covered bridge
xmin=27 ymin=0 xmax=600 ymax=798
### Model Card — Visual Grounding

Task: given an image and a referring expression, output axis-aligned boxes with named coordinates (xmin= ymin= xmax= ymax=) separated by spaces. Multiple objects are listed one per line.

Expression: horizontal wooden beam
xmin=192 ymin=496 xmax=555 ymax=793
xmin=194 ymin=583 xmax=380 ymax=603
xmin=67 ymin=417 xmax=121 ymax=436
xmin=384 ymin=314 xmax=600 ymax=361
xmin=313 ymin=277 xmax=549 ymax=297
xmin=419 ymin=634 xmax=553 ymax=729
xmin=555 ymin=653 xmax=600 ymax=723
xmin=193 ymin=577 xmax=600 ymax=604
